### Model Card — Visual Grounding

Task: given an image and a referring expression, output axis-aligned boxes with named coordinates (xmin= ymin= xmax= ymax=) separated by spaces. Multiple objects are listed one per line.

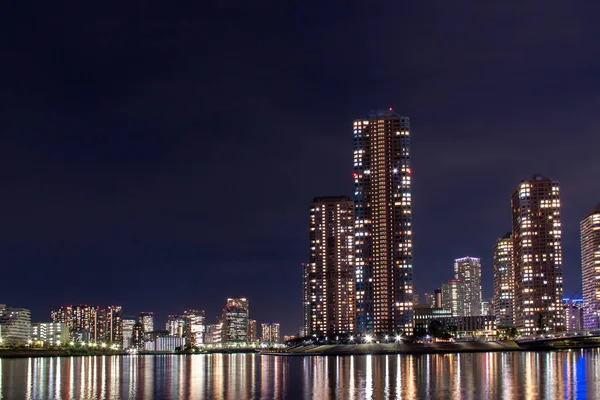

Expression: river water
xmin=1 ymin=349 xmax=598 ymax=399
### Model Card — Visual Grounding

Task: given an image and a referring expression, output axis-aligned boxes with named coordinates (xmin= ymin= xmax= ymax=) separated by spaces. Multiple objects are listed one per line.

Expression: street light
xmin=364 ymin=335 xmax=373 ymax=343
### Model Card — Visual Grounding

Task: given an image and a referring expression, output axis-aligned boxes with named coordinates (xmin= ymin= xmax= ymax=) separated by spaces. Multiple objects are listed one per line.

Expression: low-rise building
xmin=0 ymin=305 xmax=31 ymax=345
xmin=31 ymin=322 xmax=69 ymax=346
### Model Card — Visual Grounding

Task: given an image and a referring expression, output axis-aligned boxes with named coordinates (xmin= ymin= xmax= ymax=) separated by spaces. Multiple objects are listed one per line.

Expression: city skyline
xmin=2 ymin=2 xmax=600 ymax=336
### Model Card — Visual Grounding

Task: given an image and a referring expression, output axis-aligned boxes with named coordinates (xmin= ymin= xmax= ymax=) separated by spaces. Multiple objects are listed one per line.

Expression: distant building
xmin=222 ymin=298 xmax=249 ymax=342
xmin=247 ymin=319 xmax=257 ymax=342
xmin=51 ymin=305 xmax=99 ymax=342
xmin=423 ymin=292 xmax=435 ymax=306
xmin=205 ymin=323 xmax=222 ymax=345
xmin=166 ymin=314 xmax=186 ymax=338
xmin=261 ymin=323 xmax=281 ymax=343
xmin=354 ymin=111 xmax=413 ymax=335
xmin=139 ymin=312 xmax=154 ymax=334
xmin=305 ymin=196 xmax=354 ymax=337
xmin=411 ymin=294 xmax=420 ymax=307
xmin=0 ymin=305 xmax=31 ymax=345
xmin=454 ymin=257 xmax=482 ymax=317
xmin=132 ymin=322 xmax=145 ymax=350
xmin=122 ymin=318 xmax=137 ymax=349
xmin=145 ymin=336 xmax=185 ymax=352
xmin=481 ymin=299 xmax=494 ymax=317
xmin=581 ymin=203 xmax=600 ymax=329
xmin=99 ymin=306 xmax=123 ymax=346
xmin=413 ymin=305 xmax=452 ymax=333
xmin=563 ymin=298 xmax=584 ymax=332
xmin=434 ymin=289 xmax=442 ymax=308
xmin=184 ymin=310 xmax=206 ymax=346
xmin=493 ymin=233 xmax=515 ymax=327
xmin=31 ymin=322 xmax=69 ymax=346
xmin=441 ymin=280 xmax=464 ymax=316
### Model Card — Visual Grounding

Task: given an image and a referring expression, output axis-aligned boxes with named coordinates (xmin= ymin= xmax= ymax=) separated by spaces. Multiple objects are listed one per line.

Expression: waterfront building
xmin=166 ymin=314 xmax=186 ymax=338
xmin=305 ymin=196 xmax=354 ymax=337
xmin=184 ymin=309 xmax=206 ymax=346
xmin=100 ymin=306 xmax=123 ymax=345
xmin=145 ymin=335 xmax=185 ymax=352
xmin=205 ymin=323 xmax=223 ymax=345
xmin=247 ymin=319 xmax=257 ymax=342
xmin=413 ymin=305 xmax=452 ymax=334
xmin=0 ymin=305 xmax=31 ymax=345
xmin=454 ymin=257 xmax=482 ymax=317
xmin=31 ymin=322 xmax=69 ymax=346
xmin=122 ymin=318 xmax=137 ymax=349
xmin=222 ymin=298 xmax=249 ymax=342
xmin=512 ymin=175 xmax=564 ymax=334
xmin=139 ymin=312 xmax=154 ymax=334
xmin=353 ymin=110 xmax=413 ymax=335
xmin=132 ymin=322 xmax=145 ymax=350
xmin=563 ymin=298 xmax=584 ymax=332
xmin=51 ymin=305 xmax=99 ymax=342
xmin=493 ymin=233 xmax=515 ymax=327
xmin=261 ymin=323 xmax=281 ymax=343
xmin=581 ymin=203 xmax=600 ymax=329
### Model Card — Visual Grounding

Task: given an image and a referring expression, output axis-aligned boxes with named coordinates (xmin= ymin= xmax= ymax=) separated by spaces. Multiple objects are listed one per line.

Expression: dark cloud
xmin=1 ymin=1 xmax=600 ymax=332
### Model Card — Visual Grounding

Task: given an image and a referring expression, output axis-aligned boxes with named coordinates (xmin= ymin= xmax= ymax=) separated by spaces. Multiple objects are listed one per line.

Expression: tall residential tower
xmin=493 ymin=233 xmax=515 ymax=327
xmin=454 ymin=257 xmax=482 ymax=317
xmin=353 ymin=110 xmax=413 ymax=334
xmin=581 ymin=203 xmax=600 ymax=329
xmin=512 ymin=175 xmax=564 ymax=334
xmin=304 ymin=196 xmax=354 ymax=336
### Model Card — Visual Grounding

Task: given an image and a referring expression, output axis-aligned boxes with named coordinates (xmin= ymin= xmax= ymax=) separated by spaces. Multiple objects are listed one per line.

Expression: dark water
xmin=1 ymin=350 xmax=599 ymax=399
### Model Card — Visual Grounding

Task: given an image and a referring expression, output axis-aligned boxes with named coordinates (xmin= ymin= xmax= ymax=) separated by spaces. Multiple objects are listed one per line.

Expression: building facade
xmin=354 ymin=110 xmax=413 ymax=335
xmin=261 ymin=323 xmax=281 ymax=343
xmin=205 ymin=323 xmax=223 ymax=345
xmin=51 ymin=305 xmax=99 ymax=342
xmin=122 ymin=318 xmax=137 ymax=349
xmin=166 ymin=314 xmax=186 ymax=338
xmin=493 ymin=233 xmax=515 ymax=327
xmin=247 ymin=319 xmax=257 ymax=342
xmin=222 ymin=298 xmax=249 ymax=342
xmin=454 ymin=257 xmax=482 ymax=317
xmin=31 ymin=322 xmax=69 ymax=346
xmin=139 ymin=312 xmax=154 ymax=334
xmin=441 ymin=280 xmax=464 ymax=317
xmin=184 ymin=309 xmax=206 ymax=346
xmin=563 ymin=298 xmax=584 ymax=332
xmin=305 ymin=196 xmax=354 ymax=337
xmin=512 ymin=175 xmax=564 ymax=334
xmin=581 ymin=203 xmax=600 ymax=330
xmin=0 ymin=305 xmax=31 ymax=345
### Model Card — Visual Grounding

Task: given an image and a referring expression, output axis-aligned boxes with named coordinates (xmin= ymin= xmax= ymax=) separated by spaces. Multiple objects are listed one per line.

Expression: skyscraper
xmin=493 ymin=233 xmax=515 ymax=327
xmin=441 ymin=280 xmax=464 ymax=316
xmin=184 ymin=309 xmax=206 ymax=346
xmin=354 ymin=110 xmax=413 ymax=335
xmin=51 ymin=305 xmax=99 ymax=342
xmin=581 ymin=203 xmax=600 ymax=329
xmin=512 ymin=175 xmax=564 ymax=334
xmin=247 ymin=319 xmax=257 ymax=342
xmin=139 ymin=312 xmax=154 ymax=334
xmin=454 ymin=257 xmax=482 ymax=317
xmin=222 ymin=298 xmax=249 ymax=342
xmin=166 ymin=314 xmax=186 ymax=337
xmin=305 ymin=196 xmax=354 ymax=337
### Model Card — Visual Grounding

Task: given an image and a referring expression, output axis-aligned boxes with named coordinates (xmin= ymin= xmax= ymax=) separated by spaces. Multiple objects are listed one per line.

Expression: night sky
xmin=3 ymin=2 xmax=600 ymax=334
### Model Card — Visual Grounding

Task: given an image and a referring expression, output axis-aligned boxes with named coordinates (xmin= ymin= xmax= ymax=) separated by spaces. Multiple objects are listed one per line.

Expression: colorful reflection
xmin=1 ymin=350 xmax=600 ymax=399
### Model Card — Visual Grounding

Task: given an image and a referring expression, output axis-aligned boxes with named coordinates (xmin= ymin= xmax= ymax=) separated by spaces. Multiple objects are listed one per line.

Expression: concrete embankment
xmin=0 ymin=349 xmax=126 ymax=358
xmin=262 ymin=339 xmax=600 ymax=356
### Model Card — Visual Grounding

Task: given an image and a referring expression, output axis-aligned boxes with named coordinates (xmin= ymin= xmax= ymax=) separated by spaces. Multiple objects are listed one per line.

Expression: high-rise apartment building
xmin=261 ymin=323 xmax=281 ymax=343
xmin=100 ymin=306 xmax=123 ymax=345
xmin=512 ymin=175 xmax=564 ymax=334
xmin=354 ymin=110 xmax=413 ymax=335
xmin=493 ymin=233 xmax=515 ymax=327
xmin=441 ymin=280 xmax=464 ymax=316
xmin=454 ymin=257 xmax=482 ymax=317
xmin=305 ymin=196 xmax=354 ymax=337
xmin=139 ymin=312 xmax=154 ymax=334
xmin=581 ymin=203 xmax=600 ymax=329
xmin=51 ymin=305 xmax=99 ymax=342
xmin=222 ymin=298 xmax=249 ymax=342
xmin=563 ymin=297 xmax=584 ymax=332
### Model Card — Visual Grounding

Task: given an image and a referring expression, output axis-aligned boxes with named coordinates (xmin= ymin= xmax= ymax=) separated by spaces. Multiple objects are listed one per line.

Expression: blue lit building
xmin=353 ymin=110 xmax=413 ymax=335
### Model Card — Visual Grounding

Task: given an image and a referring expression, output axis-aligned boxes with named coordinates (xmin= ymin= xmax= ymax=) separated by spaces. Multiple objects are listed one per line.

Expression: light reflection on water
xmin=1 ymin=350 xmax=599 ymax=399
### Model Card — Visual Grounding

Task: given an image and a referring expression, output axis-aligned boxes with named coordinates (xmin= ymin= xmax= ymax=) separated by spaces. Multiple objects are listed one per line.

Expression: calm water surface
xmin=1 ymin=349 xmax=599 ymax=399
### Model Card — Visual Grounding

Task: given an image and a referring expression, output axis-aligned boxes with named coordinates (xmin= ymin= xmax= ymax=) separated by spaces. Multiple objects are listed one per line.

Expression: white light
xmin=364 ymin=335 xmax=373 ymax=343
